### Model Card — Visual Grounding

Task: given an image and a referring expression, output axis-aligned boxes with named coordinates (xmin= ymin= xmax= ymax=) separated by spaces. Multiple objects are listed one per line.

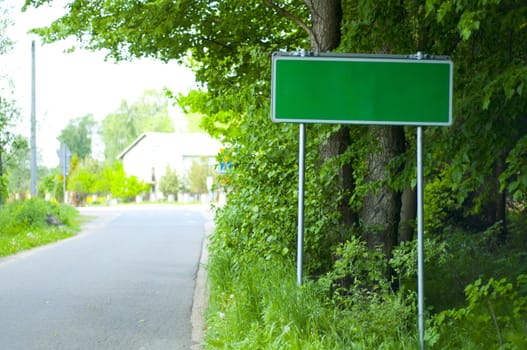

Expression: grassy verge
xmin=206 ymin=250 xmax=418 ymax=349
xmin=0 ymin=198 xmax=80 ymax=257
xmin=204 ymin=199 xmax=527 ymax=349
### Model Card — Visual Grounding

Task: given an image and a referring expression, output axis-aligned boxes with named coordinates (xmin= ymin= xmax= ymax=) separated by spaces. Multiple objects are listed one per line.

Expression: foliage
xmin=158 ymin=165 xmax=180 ymax=196
xmin=186 ymin=157 xmax=211 ymax=194
xmin=500 ymin=134 xmax=527 ymax=203
xmin=67 ymin=157 xmax=101 ymax=194
xmin=0 ymin=198 xmax=79 ymax=257
xmin=422 ymin=0 xmax=527 ymax=229
xmin=0 ymin=227 xmax=73 ymax=257
xmin=38 ymin=172 xmax=56 ymax=198
xmin=65 ymin=157 xmax=148 ymax=202
xmin=0 ymin=10 xmax=20 ymax=205
xmin=57 ymin=114 xmax=96 ymax=159
xmin=207 ymin=240 xmax=417 ymax=349
xmin=92 ymin=161 xmax=148 ymax=201
xmin=0 ymin=198 xmax=78 ymax=232
xmin=123 ymin=175 xmax=148 ymax=201
xmin=327 ymin=237 xmax=391 ymax=297
xmin=100 ymin=90 xmax=174 ymax=163
xmin=54 ymin=173 xmax=65 ymax=203
xmin=430 ymin=275 xmax=527 ymax=349
xmin=4 ymin=135 xmax=29 ymax=195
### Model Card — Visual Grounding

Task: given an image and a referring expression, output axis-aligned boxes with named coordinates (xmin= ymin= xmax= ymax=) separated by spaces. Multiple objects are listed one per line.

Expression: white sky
xmin=1 ymin=1 xmax=196 ymax=167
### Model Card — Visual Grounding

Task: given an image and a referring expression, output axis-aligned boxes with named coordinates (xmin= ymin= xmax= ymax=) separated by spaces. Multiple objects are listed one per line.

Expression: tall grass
xmin=205 ymin=214 xmax=527 ymax=349
xmin=206 ymin=249 xmax=417 ymax=349
xmin=0 ymin=198 xmax=79 ymax=257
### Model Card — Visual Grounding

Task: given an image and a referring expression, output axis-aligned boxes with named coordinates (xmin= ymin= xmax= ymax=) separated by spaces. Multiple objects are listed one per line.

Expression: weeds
xmin=206 ymin=247 xmax=417 ymax=349
xmin=0 ymin=199 xmax=79 ymax=257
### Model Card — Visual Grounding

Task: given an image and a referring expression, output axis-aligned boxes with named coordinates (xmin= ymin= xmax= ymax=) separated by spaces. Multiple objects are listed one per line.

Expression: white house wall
xmin=119 ymin=132 xmax=222 ymax=195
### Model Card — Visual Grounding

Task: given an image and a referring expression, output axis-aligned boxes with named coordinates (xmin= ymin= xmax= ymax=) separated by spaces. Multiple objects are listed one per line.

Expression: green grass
xmin=205 ymin=213 xmax=527 ymax=349
xmin=0 ymin=198 xmax=80 ymax=257
xmin=205 ymin=250 xmax=418 ymax=349
xmin=0 ymin=228 xmax=75 ymax=257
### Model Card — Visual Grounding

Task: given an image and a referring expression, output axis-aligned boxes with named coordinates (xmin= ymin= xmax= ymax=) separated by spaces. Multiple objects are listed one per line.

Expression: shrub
xmin=0 ymin=199 xmax=80 ymax=257
xmin=0 ymin=198 xmax=79 ymax=231
xmin=11 ymin=198 xmax=49 ymax=228
xmin=159 ymin=165 xmax=180 ymax=196
xmin=430 ymin=275 xmax=527 ymax=349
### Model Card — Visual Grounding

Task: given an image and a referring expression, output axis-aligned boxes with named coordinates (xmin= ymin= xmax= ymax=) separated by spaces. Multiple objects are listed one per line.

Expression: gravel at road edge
xmin=191 ymin=210 xmax=214 ymax=350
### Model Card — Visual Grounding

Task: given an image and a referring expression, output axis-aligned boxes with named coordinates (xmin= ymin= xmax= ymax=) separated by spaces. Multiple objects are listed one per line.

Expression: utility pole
xmin=30 ymin=40 xmax=37 ymax=198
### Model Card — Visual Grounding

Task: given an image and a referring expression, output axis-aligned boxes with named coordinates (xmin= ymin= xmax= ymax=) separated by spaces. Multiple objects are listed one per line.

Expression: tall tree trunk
xmin=305 ymin=0 xmax=342 ymax=52
xmin=399 ymin=185 xmax=416 ymax=242
xmin=360 ymin=126 xmax=405 ymax=259
xmin=304 ymin=0 xmax=354 ymax=232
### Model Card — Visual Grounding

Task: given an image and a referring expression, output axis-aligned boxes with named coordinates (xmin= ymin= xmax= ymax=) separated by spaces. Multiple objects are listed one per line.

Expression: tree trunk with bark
xmin=305 ymin=0 xmax=342 ymax=52
xmin=399 ymin=185 xmax=416 ymax=242
xmin=360 ymin=126 xmax=405 ymax=259
xmin=304 ymin=0 xmax=354 ymax=232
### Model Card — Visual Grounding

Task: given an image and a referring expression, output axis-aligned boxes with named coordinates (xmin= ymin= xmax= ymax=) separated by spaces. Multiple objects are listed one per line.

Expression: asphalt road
xmin=0 ymin=204 xmax=208 ymax=350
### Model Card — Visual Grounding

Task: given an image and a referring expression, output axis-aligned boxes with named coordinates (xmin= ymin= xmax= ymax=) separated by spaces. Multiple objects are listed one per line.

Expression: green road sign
xmin=271 ymin=53 xmax=453 ymax=126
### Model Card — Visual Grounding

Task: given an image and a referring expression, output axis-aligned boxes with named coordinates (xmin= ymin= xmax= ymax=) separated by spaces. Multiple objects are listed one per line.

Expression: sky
xmin=1 ymin=1 xmax=196 ymax=167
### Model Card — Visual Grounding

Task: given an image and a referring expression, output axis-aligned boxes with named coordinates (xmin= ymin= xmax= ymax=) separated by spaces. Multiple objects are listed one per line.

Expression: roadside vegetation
xmin=0 ymin=198 xmax=80 ymax=257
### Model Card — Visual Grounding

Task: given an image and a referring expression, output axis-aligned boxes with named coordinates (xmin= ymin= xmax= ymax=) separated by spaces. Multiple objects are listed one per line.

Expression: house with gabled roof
xmin=117 ymin=132 xmax=222 ymax=199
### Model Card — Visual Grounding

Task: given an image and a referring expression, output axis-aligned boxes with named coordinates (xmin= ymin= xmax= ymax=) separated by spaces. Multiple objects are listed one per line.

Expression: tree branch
xmin=265 ymin=0 xmax=313 ymax=39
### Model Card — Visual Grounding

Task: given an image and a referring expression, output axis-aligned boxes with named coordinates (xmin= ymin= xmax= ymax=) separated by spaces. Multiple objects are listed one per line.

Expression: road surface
xmin=0 ymin=204 xmax=208 ymax=350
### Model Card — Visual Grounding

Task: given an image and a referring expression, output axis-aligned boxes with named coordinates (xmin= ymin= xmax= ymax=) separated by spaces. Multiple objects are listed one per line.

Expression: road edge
xmin=191 ymin=208 xmax=214 ymax=350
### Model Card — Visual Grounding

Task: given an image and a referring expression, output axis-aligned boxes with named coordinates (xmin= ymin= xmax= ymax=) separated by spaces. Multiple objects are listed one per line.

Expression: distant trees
xmin=0 ymin=3 xmax=20 ymax=205
xmin=5 ymin=136 xmax=30 ymax=196
xmin=187 ymin=158 xmax=211 ymax=195
xmin=101 ymin=89 xmax=174 ymax=163
xmin=159 ymin=165 xmax=179 ymax=198
xmin=66 ymin=159 xmax=148 ymax=203
xmin=39 ymin=87 xmax=214 ymax=203
xmin=57 ymin=114 xmax=96 ymax=159
xmin=67 ymin=157 xmax=100 ymax=196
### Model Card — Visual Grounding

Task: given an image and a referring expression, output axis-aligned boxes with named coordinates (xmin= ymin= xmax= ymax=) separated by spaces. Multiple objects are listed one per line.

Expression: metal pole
xmin=30 ymin=40 xmax=38 ymax=198
xmin=417 ymin=126 xmax=425 ymax=350
xmin=297 ymin=123 xmax=306 ymax=285
xmin=63 ymin=176 xmax=67 ymax=204
xmin=63 ymin=147 xmax=67 ymax=204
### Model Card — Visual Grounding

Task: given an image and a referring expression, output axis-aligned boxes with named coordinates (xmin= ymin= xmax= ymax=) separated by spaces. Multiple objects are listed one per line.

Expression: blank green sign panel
xmin=271 ymin=54 xmax=453 ymax=126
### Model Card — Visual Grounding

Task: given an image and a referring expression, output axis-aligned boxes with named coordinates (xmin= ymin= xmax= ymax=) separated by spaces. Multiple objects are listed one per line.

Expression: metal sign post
xmin=30 ymin=40 xmax=38 ymax=198
xmin=271 ymin=51 xmax=452 ymax=349
xmin=59 ymin=143 xmax=72 ymax=204
xmin=417 ymin=126 xmax=425 ymax=349
xmin=297 ymin=123 xmax=306 ymax=285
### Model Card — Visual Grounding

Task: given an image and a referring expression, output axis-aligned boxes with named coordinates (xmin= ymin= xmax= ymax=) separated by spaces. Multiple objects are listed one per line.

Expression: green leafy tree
xmin=159 ymin=165 xmax=179 ymax=197
xmin=101 ymin=90 xmax=174 ymax=163
xmin=423 ymin=0 xmax=527 ymax=239
xmin=57 ymin=114 xmax=96 ymax=159
xmin=90 ymin=161 xmax=147 ymax=201
xmin=0 ymin=3 xmax=19 ymax=205
xmin=38 ymin=171 xmax=56 ymax=199
xmin=187 ymin=158 xmax=209 ymax=195
xmin=105 ymin=162 xmax=126 ymax=199
xmin=0 ymin=92 xmax=19 ymax=204
xmin=5 ymin=135 xmax=29 ymax=196
xmin=124 ymin=175 xmax=148 ymax=201
xmin=67 ymin=157 xmax=101 ymax=195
